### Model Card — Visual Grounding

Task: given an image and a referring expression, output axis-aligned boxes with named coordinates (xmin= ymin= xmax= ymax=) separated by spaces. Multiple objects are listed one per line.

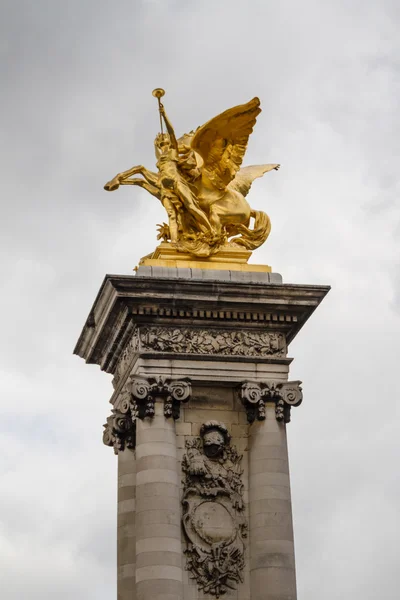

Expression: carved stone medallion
xmin=182 ymin=421 xmax=247 ymax=597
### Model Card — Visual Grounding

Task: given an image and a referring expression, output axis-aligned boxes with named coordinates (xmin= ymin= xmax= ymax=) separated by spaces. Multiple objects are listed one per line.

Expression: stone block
xmin=136 ymin=565 xmax=182 ymax=582
xmin=135 ymin=492 xmax=179 ymax=514
xmin=136 ymin=468 xmax=178 ymax=486
xmin=190 ymin=385 xmax=234 ymax=410
xmin=118 ymin=473 xmax=136 ymax=487
xmin=136 ymin=454 xmax=177 ymax=473
xmin=175 ymin=422 xmax=192 ymax=435
xmin=135 ymin=442 xmax=177 ymax=460
xmin=250 ymin=472 xmax=290 ymax=489
xmin=251 ymin=539 xmax=296 ymax=565
xmin=118 ymin=511 xmax=136 ymax=528
xmin=136 ymin=579 xmax=183 ymax=600
xmin=176 ymin=435 xmax=185 ymax=448
xmin=250 ymin=458 xmax=289 ymax=475
xmin=118 ymin=563 xmax=135 ymax=579
xmin=251 ymin=566 xmax=296 ymax=597
xmin=249 ymin=431 xmax=286 ymax=448
xmin=185 ymin=408 xmax=239 ymax=424
xmin=250 ymin=523 xmax=294 ymax=543
xmin=249 ymin=445 xmax=288 ymax=461
xmin=249 ymin=498 xmax=292 ymax=517
xmin=231 ymin=423 xmax=249 ymax=438
xmin=118 ymin=450 xmax=136 ymax=475
xmin=190 ymin=268 xmax=203 ymax=280
xmin=118 ymin=499 xmax=136 ymax=514
xmin=118 ymin=536 xmax=136 ymax=564
xmin=136 ymin=537 xmax=182 ymax=555
xmin=136 ymin=265 xmax=152 ymax=277
xmin=118 ymin=523 xmax=136 ymax=539
xmin=250 ymin=484 xmax=291 ymax=502
xmin=136 ymin=522 xmax=181 ymax=541
xmin=118 ymin=575 xmax=136 ymax=600
xmin=269 ymin=272 xmax=283 ymax=284
xmin=176 ymin=267 xmax=191 ymax=279
xmin=136 ymin=550 xmax=182 ymax=569
xmin=135 ymin=508 xmax=180 ymax=527
xmin=118 ymin=486 xmax=136 ymax=502
xmin=135 ymin=482 xmax=179 ymax=501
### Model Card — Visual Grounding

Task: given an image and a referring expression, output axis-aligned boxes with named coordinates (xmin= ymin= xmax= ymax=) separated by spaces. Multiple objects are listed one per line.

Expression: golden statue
xmin=104 ymin=90 xmax=279 ymax=267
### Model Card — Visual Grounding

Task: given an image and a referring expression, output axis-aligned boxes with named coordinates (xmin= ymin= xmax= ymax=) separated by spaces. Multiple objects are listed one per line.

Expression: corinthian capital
xmin=240 ymin=380 xmax=303 ymax=424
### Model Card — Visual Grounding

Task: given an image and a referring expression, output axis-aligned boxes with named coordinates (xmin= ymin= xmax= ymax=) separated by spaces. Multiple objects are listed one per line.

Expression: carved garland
xmin=112 ymin=327 xmax=286 ymax=384
xmin=103 ymin=376 xmax=191 ymax=453
xmin=240 ymin=380 xmax=303 ymax=423
xmin=140 ymin=326 xmax=286 ymax=357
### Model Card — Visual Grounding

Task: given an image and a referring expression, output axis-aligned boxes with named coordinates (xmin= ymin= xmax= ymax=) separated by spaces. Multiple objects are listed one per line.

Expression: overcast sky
xmin=1 ymin=0 xmax=399 ymax=598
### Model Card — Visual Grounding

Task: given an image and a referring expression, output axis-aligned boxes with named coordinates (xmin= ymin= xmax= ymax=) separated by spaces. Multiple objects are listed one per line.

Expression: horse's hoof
xmin=104 ymin=181 xmax=119 ymax=191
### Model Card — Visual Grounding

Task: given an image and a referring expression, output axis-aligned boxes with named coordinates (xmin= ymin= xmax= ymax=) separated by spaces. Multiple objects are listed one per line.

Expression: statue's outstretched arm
xmin=160 ymin=104 xmax=178 ymax=150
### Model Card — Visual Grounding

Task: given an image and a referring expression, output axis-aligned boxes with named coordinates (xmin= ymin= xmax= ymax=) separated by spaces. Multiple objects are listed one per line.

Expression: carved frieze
xmin=182 ymin=421 xmax=247 ymax=597
xmin=140 ymin=326 xmax=286 ymax=357
xmin=240 ymin=380 xmax=303 ymax=423
xmin=103 ymin=376 xmax=191 ymax=452
xmin=113 ymin=330 xmax=140 ymax=384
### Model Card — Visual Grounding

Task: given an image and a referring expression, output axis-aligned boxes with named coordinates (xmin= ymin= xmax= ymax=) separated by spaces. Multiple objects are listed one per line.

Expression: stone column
xmin=103 ymin=376 xmax=191 ymax=600
xmin=241 ymin=381 xmax=303 ymax=600
xmin=117 ymin=449 xmax=136 ymax=600
xmin=135 ymin=401 xmax=183 ymax=600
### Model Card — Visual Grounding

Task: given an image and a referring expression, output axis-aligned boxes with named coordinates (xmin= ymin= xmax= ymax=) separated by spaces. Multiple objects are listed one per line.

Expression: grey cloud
xmin=1 ymin=0 xmax=400 ymax=598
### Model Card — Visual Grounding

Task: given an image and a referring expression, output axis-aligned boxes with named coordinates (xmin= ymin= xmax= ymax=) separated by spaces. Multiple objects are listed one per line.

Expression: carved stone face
xmin=202 ymin=429 xmax=225 ymax=459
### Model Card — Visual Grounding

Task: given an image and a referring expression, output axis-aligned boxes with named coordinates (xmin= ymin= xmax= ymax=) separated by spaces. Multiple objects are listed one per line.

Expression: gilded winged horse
xmin=104 ymin=93 xmax=279 ymax=257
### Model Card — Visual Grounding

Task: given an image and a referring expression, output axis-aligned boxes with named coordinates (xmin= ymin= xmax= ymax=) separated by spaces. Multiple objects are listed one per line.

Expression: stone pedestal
xmin=74 ymin=269 xmax=328 ymax=600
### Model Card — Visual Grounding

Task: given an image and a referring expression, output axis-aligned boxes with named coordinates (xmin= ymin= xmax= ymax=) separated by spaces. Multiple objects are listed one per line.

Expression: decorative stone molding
xmin=182 ymin=421 xmax=247 ymax=597
xmin=129 ymin=375 xmax=191 ymax=419
xmin=140 ymin=326 xmax=286 ymax=357
xmin=103 ymin=376 xmax=191 ymax=452
xmin=103 ymin=388 xmax=136 ymax=454
xmin=240 ymin=380 xmax=303 ymax=423
xmin=113 ymin=329 xmax=140 ymax=384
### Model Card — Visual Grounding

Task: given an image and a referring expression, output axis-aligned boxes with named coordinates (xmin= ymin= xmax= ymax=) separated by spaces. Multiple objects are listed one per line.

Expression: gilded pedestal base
xmin=138 ymin=242 xmax=272 ymax=272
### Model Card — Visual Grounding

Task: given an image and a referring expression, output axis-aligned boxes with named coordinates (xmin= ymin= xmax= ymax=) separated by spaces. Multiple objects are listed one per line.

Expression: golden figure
xmin=104 ymin=90 xmax=279 ymax=259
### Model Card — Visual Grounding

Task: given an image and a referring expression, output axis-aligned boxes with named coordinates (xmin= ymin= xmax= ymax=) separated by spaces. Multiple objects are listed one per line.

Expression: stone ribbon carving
xmin=103 ymin=376 xmax=191 ymax=453
xmin=240 ymin=380 xmax=303 ymax=423
xmin=182 ymin=421 xmax=247 ymax=597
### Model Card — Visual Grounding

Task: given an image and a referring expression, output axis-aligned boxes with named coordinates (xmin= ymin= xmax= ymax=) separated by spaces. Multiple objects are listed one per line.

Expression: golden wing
xmin=191 ymin=97 xmax=261 ymax=190
xmin=228 ymin=164 xmax=280 ymax=197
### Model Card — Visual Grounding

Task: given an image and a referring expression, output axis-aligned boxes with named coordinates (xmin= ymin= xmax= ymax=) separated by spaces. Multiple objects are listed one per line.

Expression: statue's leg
xmin=175 ymin=181 xmax=212 ymax=234
xmin=104 ymin=165 xmax=144 ymax=191
xmin=120 ymin=178 xmax=160 ymax=199
xmin=161 ymin=197 xmax=178 ymax=242
xmin=140 ymin=167 xmax=159 ymax=187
